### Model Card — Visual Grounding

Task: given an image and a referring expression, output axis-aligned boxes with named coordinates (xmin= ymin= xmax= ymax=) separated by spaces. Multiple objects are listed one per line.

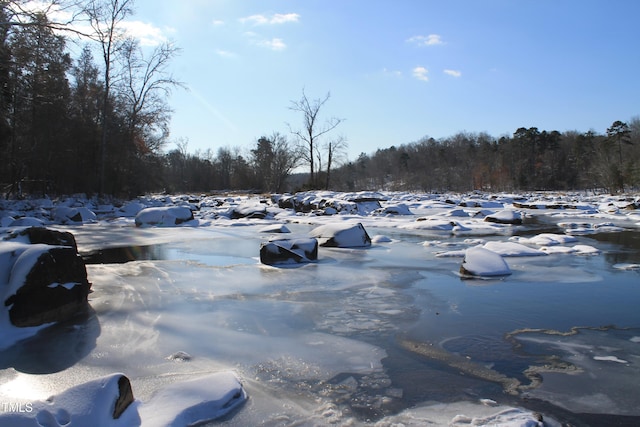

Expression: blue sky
xmin=127 ymin=0 xmax=640 ymax=160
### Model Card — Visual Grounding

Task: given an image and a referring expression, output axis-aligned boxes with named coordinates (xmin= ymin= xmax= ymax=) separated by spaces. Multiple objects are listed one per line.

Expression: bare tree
xmin=288 ymin=89 xmax=343 ymax=188
xmin=1 ymin=0 xmax=87 ymax=35
xmin=323 ymin=135 xmax=348 ymax=189
xmin=117 ymin=37 xmax=183 ymax=154
xmin=83 ymin=0 xmax=133 ymax=195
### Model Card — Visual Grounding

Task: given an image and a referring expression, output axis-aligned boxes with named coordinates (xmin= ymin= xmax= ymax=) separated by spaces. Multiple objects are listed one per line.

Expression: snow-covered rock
xmin=52 ymin=206 xmax=97 ymax=223
xmin=0 ymin=227 xmax=90 ymax=348
xmin=134 ymin=206 xmax=194 ymax=227
xmin=482 ymin=241 xmax=546 ymax=257
xmin=9 ymin=217 xmax=45 ymax=227
xmin=259 ymin=223 xmax=291 ymax=233
xmin=373 ymin=203 xmax=412 ymax=216
xmin=484 ymin=209 xmax=522 ymax=225
xmin=512 ymin=233 xmax=578 ymax=246
xmin=460 ymin=247 xmax=512 ymax=277
xmin=3 ymin=243 xmax=90 ymax=328
xmin=230 ymin=202 xmax=267 ymax=219
xmin=0 ymin=373 xmax=138 ymax=427
xmin=260 ymin=238 xmax=318 ymax=265
xmin=139 ymin=372 xmax=247 ymax=427
xmin=310 ymin=222 xmax=372 ymax=248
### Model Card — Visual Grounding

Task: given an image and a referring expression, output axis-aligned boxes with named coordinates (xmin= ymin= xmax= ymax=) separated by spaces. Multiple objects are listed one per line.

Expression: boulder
xmin=373 ymin=203 xmax=412 ymax=216
xmin=260 ymin=238 xmax=318 ymax=265
xmin=310 ymin=222 xmax=372 ymax=248
xmin=0 ymin=373 xmax=140 ymax=426
xmin=259 ymin=224 xmax=291 ymax=233
xmin=484 ymin=209 xmax=522 ymax=225
xmin=4 ymin=226 xmax=78 ymax=251
xmin=52 ymin=206 xmax=97 ymax=224
xmin=134 ymin=206 xmax=194 ymax=227
xmin=230 ymin=203 xmax=267 ymax=219
xmin=139 ymin=372 xmax=247 ymax=426
xmin=4 ymin=244 xmax=91 ymax=327
xmin=460 ymin=247 xmax=511 ymax=278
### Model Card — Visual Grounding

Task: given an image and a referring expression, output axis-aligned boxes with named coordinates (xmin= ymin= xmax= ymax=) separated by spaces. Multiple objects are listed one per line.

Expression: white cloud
xmin=270 ymin=13 xmax=300 ymax=24
xmin=407 ymin=34 xmax=444 ymax=46
xmin=444 ymin=69 xmax=462 ymax=77
xmin=240 ymin=13 xmax=300 ymax=25
xmin=212 ymin=19 xmax=225 ymax=26
xmin=382 ymin=68 xmax=403 ymax=78
xmin=215 ymin=49 xmax=236 ymax=58
xmin=257 ymin=38 xmax=287 ymax=51
xmin=120 ymin=20 xmax=170 ymax=46
xmin=412 ymin=66 xmax=429 ymax=82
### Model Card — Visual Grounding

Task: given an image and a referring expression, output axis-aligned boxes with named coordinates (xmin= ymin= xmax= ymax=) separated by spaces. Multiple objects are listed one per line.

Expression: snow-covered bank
xmin=1 ymin=191 xmax=639 ymax=426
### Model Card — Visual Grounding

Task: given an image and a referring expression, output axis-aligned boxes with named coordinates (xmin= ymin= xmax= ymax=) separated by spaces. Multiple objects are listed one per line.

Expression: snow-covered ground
xmin=1 ymin=191 xmax=639 ymax=426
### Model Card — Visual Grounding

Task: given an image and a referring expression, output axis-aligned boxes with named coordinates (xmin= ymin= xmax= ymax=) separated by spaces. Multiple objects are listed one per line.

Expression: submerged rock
xmin=310 ymin=222 xmax=372 ymax=248
xmin=260 ymin=238 xmax=318 ymax=265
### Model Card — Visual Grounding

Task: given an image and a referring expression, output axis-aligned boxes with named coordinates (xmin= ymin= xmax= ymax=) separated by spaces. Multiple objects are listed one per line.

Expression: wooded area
xmin=1 ymin=1 xmax=639 ymax=198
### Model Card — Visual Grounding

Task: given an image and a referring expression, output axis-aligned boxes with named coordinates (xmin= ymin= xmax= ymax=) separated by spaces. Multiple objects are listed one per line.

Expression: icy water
xmin=2 ymin=217 xmax=640 ymax=426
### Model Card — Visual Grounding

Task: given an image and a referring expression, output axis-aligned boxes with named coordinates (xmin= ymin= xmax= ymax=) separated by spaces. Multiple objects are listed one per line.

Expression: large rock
xmin=230 ymin=203 xmax=267 ymax=219
xmin=0 ymin=373 xmax=139 ymax=426
xmin=5 ymin=226 xmax=78 ymax=251
xmin=310 ymin=222 xmax=372 ymax=248
xmin=460 ymin=247 xmax=511 ymax=278
xmin=484 ymin=209 xmax=522 ymax=225
xmin=260 ymin=238 xmax=318 ymax=265
xmin=4 ymin=244 xmax=91 ymax=327
xmin=140 ymin=372 xmax=247 ymax=426
xmin=1 ymin=227 xmax=90 ymax=332
xmin=134 ymin=206 xmax=194 ymax=227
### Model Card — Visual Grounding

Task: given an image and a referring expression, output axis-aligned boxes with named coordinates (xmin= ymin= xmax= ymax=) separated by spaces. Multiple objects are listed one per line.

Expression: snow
xmin=0 ymin=373 xmax=141 ymax=426
xmin=139 ymin=372 xmax=246 ymax=426
xmin=1 ymin=190 xmax=639 ymax=425
xmin=460 ymin=247 xmax=512 ymax=277
xmin=309 ymin=222 xmax=372 ymax=247
xmin=482 ymin=241 xmax=546 ymax=257
xmin=134 ymin=206 xmax=194 ymax=227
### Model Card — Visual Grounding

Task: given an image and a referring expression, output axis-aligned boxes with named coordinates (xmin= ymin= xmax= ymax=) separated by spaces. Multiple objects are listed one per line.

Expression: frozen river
xmin=1 ymin=192 xmax=639 ymax=426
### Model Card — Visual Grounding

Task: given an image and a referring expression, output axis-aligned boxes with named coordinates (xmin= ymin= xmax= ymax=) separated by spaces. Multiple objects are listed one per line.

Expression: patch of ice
xmin=612 ymin=263 xmax=640 ymax=270
xmin=593 ymin=356 xmax=628 ymax=364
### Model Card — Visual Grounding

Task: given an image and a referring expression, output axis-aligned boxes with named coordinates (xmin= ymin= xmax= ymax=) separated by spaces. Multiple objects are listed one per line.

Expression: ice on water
xmin=1 ymin=191 xmax=639 ymax=425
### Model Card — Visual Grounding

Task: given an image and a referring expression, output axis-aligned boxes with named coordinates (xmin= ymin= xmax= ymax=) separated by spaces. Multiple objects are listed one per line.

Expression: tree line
xmin=333 ymin=120 xmax=640 ymax=194
xmin=1 ymin=1 xmax=638 ymax=198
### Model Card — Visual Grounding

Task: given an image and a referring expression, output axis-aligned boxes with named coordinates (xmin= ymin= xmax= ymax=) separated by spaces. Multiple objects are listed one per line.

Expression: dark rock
xmin=310 ymin=223 xmax=372 ymax=248
xmin=260 ymin=238 xmax=318 ymax=265
xmin=484 ymin=210 xmax=523 ymax=225
xmin=114 ymin=375 xmax=135 ymax=419
xmin=231 ymin=203 xmax=267 ymax=219
xmin=5 ymin=226 xmax=78 ymax=251
xmin=4 ymin=245 xmax=91 ymax=327
xmin=134 ymin=206 xmax=194 ymax=226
